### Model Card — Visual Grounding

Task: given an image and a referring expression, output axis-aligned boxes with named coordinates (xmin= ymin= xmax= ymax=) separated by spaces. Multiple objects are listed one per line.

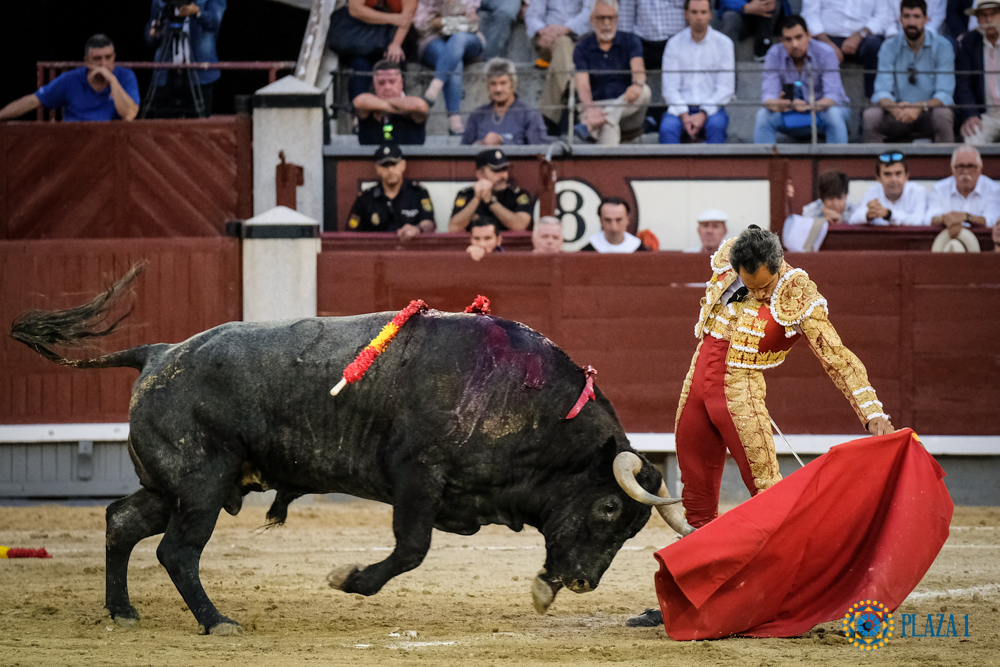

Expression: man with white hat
xmin=955 ymin=0 xmax=1000 ymax=144
xmin=685 ymin=209 xmax=729 ymax=253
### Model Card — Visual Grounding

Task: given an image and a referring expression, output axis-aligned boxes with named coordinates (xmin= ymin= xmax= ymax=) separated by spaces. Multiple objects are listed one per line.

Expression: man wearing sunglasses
xmin=864 ymin=0 xmax=955 ymax=143
xmin=849 ymin=153 xmax=929 ymax=225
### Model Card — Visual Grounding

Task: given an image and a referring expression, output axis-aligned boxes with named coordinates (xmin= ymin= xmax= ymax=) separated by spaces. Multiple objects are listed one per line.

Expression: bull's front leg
xmin=328 ymin=473 xmax=441 ymax=596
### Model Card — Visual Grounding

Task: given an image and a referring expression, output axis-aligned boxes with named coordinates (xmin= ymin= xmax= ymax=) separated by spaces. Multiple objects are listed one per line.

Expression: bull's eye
xmin=593 ymin=496 xmax=622 ymax=522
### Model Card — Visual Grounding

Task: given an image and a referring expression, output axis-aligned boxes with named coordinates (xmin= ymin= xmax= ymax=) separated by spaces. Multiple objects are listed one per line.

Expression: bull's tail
xmin=11 ymin=263 xmax=153 ymax=371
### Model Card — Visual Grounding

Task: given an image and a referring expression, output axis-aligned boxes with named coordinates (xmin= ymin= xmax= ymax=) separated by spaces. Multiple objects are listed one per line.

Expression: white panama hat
xmin=931 ymin=228 xmax=981 ymax=252
xmin=966 ymin=0 xmax=1000 ymax=16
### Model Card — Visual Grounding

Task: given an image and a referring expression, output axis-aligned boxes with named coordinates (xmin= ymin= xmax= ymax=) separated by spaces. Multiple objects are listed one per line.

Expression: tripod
xmin=141 ymin=16 xmax=206 ymax=118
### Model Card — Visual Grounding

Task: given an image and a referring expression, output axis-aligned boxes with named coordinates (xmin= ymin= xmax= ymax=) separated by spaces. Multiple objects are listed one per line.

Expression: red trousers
xmin=675 ymin=335 xmax=777 ymax=528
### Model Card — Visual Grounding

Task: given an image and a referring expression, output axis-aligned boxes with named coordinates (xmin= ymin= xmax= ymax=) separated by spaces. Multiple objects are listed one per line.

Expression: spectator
xmin=574 ymin=0 xmax=652 ymax=145
xmin=327 ymin=0 xmax=418 ymax=102
xmin=848 ymin=152 xmax=929 ymax=225
xmin=0 ymin=35 xmax=139 ymax=122
xmin=144 ymin=0 xmax=225 ymax=118
xmin=956 ymin=0 xmax=1000 ymax=143
xmin=619 ymin=0 xmax=686 ymax=125
xmin=890 ymin=0 xmax=946 ymax=35
xmin=450 ymin=149 xmax=534 ymax=231
xmin=754 ymin=15 xmax=851 ymax=144
xmin=466 ymin=216 xmax=504 ymax=260
xmin=525 ymin=0 xmax=594 ymax=127
xmin=346 ymin=143 xmax=437 ymax=240
xmin=415 ymin=0 xmax=485 ymax=136
xmin=660 ymin=0 xmax=735 ymax=144
xmin=353 ymin=60 xmax=429 ymax=145
xmin=478 ymin=0 xmax=522 ymax=59
xmin=801 ymin=0 xmax=893 ymax=97
xmin=684 ymin=209 xmax=729 ymax=253
xmin=533 ymin=216 xmax=565 ymax=253
xmin=462 ymin=58 xmax=550 ymax=145
xmin=715 ymin=0 xmax=791 ymax=60
xmin=579 ymin=196 xmax=651 ymax=252
xmin=802 ymin=170 xmax=856 ymax=223
xmin=926 ymin=144 xmax=1000 ymax=235
xmin=864 ymin=0 xmax=955 ymax=143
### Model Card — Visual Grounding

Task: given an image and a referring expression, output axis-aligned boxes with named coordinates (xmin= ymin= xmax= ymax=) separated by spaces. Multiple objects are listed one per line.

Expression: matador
xmin=675 ymin=226 xmax=895 ymax=528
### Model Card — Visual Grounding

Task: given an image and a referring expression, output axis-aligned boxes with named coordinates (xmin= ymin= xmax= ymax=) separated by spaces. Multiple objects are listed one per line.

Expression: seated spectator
xmin=802 ymin=170 xmax=856 ymax=223
xmin=848 ymin=153 xmax=929 ymax=225
xmin=533 ymin=216 xmax=565 ymax=253
xmin=715 ymin=0 xmax=791 ymax=60
xmin=801 ymin=0 xmax=891 ymax=98
xmin=144 ymin=0 xmax=225 ymax=118
xmin=347 ymin=143 xmax=437 ymax=239
xmin=525 ymin=0 xmax=594 ymax=128
xmin=449 ymin=149 xmax=533 ymax=231
xmin=466 ymin=215 xmax=504 ymax=260
xmin=865 ymin=0 xmax=955 ymax=143
xmin=926 ymin=145 xmax=1000 ymax=235
xmin=462 ymin=58 xmax=550 ymax=145
xmin=327 ymin=0 xmax=418 ymax=102
xmin=684 ymin=209 xmax=729 ymax=253
xmin=889 ymin=0 xmax=945 ymax=35
xmin=956 ymin=0 xmax=1000 ymax=144
xmin=619 ymin=0 xmax=686 ymax=123
xmin=660 ymin=0 xmax=735 ymax=144
xmin=0 ymin=34 xmax=139 ymax=122
xmin=580 ymin=197 xmax=650 ymax=252
xmin=478 ymin=0 xmax=521 ymax=59
xmin=353 ymin=60 xmax=429 ymax=145
xmin=754 ymin=15 xmax=851 ymax=144
xmin=574 ymin=0 xmax=652 ymax=145
xmin=415 ymin=0 xmax=485 ymax=136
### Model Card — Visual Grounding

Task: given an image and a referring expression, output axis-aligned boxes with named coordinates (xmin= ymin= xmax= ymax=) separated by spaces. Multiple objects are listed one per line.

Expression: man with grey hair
xmin=926 ymin=144 xmax=1000 ymax=236
xmin=462 ymin=58 xmax=550 ymax=145
xmin=532 ymin=216 xmax=565 ymax=253
xmin=573 ymin=0 xmax=652 ymax=144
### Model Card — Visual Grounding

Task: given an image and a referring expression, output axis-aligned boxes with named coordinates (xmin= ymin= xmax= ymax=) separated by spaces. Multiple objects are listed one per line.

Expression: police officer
xmin=448 ymin=148 xmax=534 ymax=232
xmin=347 ymin=143 xmax=436 ymax=240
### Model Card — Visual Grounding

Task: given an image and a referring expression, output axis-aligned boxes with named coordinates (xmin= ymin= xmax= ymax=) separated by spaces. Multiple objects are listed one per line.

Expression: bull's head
xmin=531 ymin=445 xmax=694 ymax=614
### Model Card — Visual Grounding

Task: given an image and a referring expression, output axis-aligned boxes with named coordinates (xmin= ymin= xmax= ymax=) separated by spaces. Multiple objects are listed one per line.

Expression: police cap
xmin=475 ymin=148 xmax=509 ymax=170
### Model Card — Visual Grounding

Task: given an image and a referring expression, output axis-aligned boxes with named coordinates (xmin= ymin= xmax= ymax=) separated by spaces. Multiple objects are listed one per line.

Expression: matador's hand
xmin=867 ymin=416 xmax=894 ymax=436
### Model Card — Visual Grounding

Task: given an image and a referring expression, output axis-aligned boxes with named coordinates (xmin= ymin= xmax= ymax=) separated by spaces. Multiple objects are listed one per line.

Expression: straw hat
xmin=966 ymin=0 xmax=1000 ymax=15
xmin=931 ymin=228 xmax=981 ymax=252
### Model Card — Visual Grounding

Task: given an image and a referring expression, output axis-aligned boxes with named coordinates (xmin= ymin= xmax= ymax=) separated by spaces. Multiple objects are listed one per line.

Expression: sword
xmin=770 ymin=416 xmax=806 ymax=468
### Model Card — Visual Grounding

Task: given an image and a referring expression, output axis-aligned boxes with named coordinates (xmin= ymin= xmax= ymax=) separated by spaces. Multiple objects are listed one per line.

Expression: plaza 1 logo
xmin=842 ymin=599 xmax=895 ymax=651
xmin=898 ymin=612 xmax=971 ymax=638
xmin=532 ymin=180 xmax=602 ymax=252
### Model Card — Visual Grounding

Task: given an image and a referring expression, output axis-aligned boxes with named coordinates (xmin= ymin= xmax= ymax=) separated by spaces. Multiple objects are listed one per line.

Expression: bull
xmin=11 ymin=266 xmax=692 ymax=635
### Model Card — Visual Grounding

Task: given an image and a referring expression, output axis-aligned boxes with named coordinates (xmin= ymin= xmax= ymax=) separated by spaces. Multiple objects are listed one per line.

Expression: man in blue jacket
xmin=145 ymin=0 xmax=226 ymax=117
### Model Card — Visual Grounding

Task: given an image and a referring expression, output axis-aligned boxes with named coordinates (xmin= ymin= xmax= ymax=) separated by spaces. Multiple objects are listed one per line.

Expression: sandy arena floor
xmin=1 ymin=500 xmax=998 ymax=667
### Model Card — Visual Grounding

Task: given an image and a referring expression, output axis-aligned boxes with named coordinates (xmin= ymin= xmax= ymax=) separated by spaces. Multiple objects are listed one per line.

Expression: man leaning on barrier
xmin=0 ymin=34 xmax=139 ymax=122
xmin=753 ymin=15 xmax=851 ymax=144
xmin=864 ymin=0 xmax=955 ymax=144
xmin=848 ymin=152 xmax=929 ymax=226
xmin=955 ymin=0 xmax=1000 ymax=144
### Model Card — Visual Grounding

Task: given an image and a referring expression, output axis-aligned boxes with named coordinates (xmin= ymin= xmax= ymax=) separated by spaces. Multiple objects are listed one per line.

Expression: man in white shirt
xmin=926 ymin=145 xmax=1000 ymax=235
xmin=579 ymin=197 xmax=651 ymax=252
xmin=660 ymin=0 xmax=736 ymax=143
xmin=849 ymin=152 xmax=928 ymax=226
xmin=801 ymin=0 xmax=894 ymax=97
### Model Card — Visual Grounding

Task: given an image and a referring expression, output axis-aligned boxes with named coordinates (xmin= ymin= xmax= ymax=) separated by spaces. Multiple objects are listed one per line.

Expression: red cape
xmin=653 ymin=429 xmax=953 ymax=639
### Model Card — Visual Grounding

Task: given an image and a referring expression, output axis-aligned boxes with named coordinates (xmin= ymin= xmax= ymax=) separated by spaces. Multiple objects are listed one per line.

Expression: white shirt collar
xmin=588 ymin=231 xmax=643 ymax=253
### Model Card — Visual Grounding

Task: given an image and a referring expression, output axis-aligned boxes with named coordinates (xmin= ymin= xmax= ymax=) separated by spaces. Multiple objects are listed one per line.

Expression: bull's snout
xmin=565 ymin=578 xmax=594 ymax=594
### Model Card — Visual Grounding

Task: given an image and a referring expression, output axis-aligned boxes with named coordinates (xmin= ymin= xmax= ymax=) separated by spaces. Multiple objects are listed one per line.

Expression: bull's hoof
xmin=104 ymin=605 xmax=140 ymax=628
xmin=198 ymin=619 xmax=243 ymax=636
xmin=327 ymin=564 xmax=361 ymax=591
xmin=531 ymin=572 xmax=558 ymax=614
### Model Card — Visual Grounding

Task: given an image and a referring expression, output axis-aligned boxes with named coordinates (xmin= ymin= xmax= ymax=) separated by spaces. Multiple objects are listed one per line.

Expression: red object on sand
xmin=6 ymin=548 xmax=52 ymax=558
xmin=654 ymin=429 xmax=953 ymax=639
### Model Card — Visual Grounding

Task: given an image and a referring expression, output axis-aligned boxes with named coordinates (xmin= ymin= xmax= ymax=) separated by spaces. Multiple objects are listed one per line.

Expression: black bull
xmin=12 ymin=268 xmax=672 ymax=635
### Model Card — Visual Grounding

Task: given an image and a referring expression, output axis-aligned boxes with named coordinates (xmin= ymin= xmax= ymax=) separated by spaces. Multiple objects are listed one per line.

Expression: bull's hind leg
xmin=328 ymin=472 xmax=442 ymax=596
xmin=157 ymin=495 xmax=242 ymax=635
xmin=105 ymin=488 xmax=171 ymax=626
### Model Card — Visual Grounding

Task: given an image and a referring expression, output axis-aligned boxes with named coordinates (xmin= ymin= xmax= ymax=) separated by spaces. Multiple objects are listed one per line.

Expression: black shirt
xmin=347 ymin=179 xmax=435 ymax=232
xmin=358 ymin=112 xmax=426 ymax=145
xmin=450 ymin=185 xmax=534 ymax=231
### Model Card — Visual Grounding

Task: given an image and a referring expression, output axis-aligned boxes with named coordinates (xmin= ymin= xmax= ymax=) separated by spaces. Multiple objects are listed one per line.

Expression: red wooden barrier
xmin=0 ymin=238 xmax=241 ymax=424
xmin=317 ymin=251 xmax=1000 ymax=436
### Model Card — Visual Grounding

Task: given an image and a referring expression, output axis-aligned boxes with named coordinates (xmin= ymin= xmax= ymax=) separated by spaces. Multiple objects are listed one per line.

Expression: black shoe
xmin=625 ymin=608 xmax=663 ymax=627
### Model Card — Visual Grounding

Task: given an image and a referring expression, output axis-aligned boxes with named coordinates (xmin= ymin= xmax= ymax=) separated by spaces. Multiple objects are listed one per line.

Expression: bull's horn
xmin=613 ymin=451 xmax=695 ymax=537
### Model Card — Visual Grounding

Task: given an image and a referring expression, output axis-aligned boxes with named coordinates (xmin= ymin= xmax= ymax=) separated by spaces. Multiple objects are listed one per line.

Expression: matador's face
xmin=739 ymin=265 xmax=780 ymax=303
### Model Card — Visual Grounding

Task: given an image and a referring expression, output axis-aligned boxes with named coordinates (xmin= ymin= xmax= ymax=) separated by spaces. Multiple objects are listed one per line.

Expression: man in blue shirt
xmin=753 ymin=15 xmax=851 ymax=143
xmin=573 ymin=0 xmax=651 ymax=145
xmin=0 ymin=35 xmax=139 ymax=122
xmin=863 ymin=0 xmax=955 ymax=142
xmin=462 ymin=58 xmax=550 ymax=145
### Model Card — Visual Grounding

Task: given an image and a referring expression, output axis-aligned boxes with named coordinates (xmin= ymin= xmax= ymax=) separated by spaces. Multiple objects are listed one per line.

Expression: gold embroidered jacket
xmin=690 ymin=239 xmax=888 ymax=427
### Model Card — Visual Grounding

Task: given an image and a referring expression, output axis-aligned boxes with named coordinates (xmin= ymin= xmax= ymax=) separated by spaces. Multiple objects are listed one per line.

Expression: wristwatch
xmin=885 ymin=209 xmax=892 ymax=222
xmin=489 ymin=196 xmax=499 ymax=206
